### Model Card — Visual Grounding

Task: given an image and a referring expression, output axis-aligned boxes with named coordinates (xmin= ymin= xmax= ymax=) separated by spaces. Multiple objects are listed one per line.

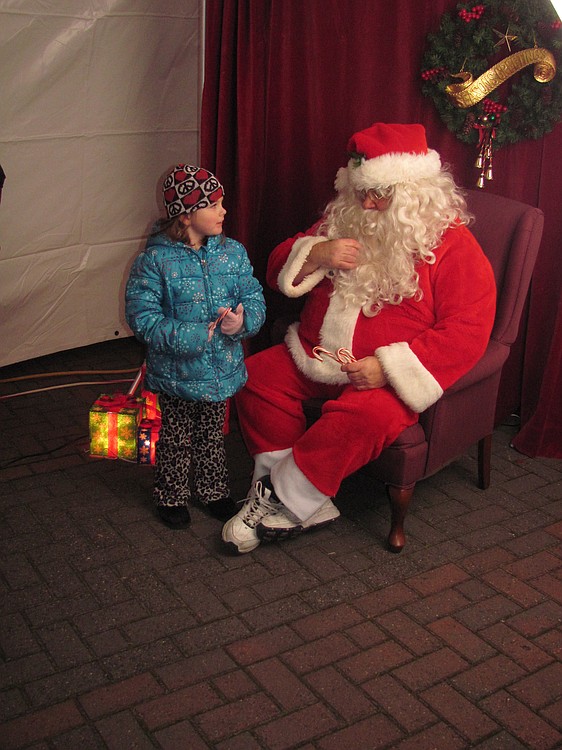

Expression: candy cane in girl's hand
xmin=207 ymin=307 xmax=232 ymax=341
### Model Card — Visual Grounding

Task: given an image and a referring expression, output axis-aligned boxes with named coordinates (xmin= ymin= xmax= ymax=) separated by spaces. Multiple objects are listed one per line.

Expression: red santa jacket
xmin=267 ymin=222 xmax=496 ymax=414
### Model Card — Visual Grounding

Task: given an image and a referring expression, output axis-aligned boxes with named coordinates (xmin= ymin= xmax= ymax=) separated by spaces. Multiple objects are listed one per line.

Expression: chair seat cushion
xmin=362 ymin=422 xmax=428 ymax=487
xmin=386 ymin=422 xmax=426 ymax=447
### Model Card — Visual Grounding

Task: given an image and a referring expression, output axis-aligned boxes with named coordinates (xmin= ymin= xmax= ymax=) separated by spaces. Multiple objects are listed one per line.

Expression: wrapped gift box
xmin=89 ymin=364 xmax=162 ymax=464
xmin=138 ymin=385 xmax=161 ymax=464
xmin=89 ymin=393 xmax=142 ymax=460
xmin=137 ymin=417 xmax=161 ymax=465
xmin=141 ymin=389 xmax=160 ymax=420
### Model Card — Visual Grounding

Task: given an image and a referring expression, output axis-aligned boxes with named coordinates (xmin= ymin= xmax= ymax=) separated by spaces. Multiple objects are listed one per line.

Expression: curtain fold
xmin=201 ymin=0 xmax=562 ymax=458
xmin=512 ymin=302 xmax=562 ymax=458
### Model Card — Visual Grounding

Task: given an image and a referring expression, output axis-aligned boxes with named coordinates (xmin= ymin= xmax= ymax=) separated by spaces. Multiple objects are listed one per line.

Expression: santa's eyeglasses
xmin=357 ymin=186 xmax=394 ymax=202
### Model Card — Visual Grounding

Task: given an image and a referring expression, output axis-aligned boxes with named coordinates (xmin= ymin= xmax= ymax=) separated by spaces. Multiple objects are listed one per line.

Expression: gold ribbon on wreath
xmin=445 ymin=47 xmax=557 ymax=108
xmin=445 ymin=47 xmax=556 ymax=187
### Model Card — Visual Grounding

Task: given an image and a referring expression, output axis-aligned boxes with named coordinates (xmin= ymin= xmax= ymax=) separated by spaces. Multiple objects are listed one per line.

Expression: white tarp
xmin=0 ymin=0 xmax=202 ymax=366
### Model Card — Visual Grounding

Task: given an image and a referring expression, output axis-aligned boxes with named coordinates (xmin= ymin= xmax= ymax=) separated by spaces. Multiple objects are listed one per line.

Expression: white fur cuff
xmin=376 ymin=341 xmax=443 ymax=413
xmin=277 ymin=236 xmax=328 ymax=297
xmin=285 ymin=323 xmax=349 ymax=385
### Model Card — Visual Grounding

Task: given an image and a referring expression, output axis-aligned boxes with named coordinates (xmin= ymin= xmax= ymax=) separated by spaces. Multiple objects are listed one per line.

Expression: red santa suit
xmin=235 ymin=124 xmax=496 ymax=522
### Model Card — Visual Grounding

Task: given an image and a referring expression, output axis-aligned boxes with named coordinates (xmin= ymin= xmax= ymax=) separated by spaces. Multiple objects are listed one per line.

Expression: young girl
xmin=125 ymin=164 xmax=266 ymax=528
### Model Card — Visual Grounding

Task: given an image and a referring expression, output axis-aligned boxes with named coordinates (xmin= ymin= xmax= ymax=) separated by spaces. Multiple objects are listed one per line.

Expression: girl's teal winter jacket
xmin=125 ymin=232 xmax=266 ymax=402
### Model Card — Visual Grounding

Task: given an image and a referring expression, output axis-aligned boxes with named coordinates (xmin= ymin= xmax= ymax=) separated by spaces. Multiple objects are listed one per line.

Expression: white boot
xmin=261 ymin=452 xmax=340 ymax=540
xmin=251 ymin=449 xmax=292 ymax=484
xmin=222 ymin=477 xmax=283 ymax=554
xmin=270 ymin=451 xmax=336 ymax=521
xmin=257 ymin=499 xmax=340 ymax=541
xmin=222 ymin=475 xmax=339 ymax=553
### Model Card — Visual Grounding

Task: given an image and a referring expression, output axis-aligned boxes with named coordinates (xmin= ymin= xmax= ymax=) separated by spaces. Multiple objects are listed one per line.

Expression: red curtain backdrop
xmin=201 ymin=0 xmax=562 ymax=459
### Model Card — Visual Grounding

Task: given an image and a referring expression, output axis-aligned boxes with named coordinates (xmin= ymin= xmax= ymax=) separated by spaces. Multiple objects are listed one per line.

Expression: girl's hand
xmin=219 ymin=303 xmax=244 ymax=335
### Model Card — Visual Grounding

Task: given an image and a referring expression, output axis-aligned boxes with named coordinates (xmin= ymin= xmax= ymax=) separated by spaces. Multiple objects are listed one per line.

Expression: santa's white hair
xmin=318 ymin=168 xmax=472 ymax=316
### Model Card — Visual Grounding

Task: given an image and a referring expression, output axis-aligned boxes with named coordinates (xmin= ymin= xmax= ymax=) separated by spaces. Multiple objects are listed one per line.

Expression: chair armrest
xmin=445 ymin=339 xmax=509 ymax=394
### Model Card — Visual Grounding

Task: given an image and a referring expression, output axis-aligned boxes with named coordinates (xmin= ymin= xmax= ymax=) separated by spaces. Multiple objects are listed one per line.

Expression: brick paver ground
xmin=0 ymin=337 xmax=561 ymax=749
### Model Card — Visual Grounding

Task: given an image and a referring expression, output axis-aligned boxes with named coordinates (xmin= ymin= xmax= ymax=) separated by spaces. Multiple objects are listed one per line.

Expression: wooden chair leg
xmin=478 ymin=433 xmax=492 ymax=489
xmin=386 ymin=484 xmax=415 ymax=553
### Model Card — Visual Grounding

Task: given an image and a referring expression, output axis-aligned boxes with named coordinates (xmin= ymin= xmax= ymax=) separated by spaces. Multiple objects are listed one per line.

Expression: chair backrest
xmin=464 ymin=190 xmax=544 ymax=347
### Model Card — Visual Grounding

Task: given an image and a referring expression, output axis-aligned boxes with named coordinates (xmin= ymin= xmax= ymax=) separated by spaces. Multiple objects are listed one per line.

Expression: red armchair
xmin=359 ymin=189 xmax=544 ymax=552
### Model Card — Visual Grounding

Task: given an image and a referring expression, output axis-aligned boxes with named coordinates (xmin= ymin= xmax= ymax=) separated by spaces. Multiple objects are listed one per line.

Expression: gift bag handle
xmin=127 ymin=363 xmax=146 ymax=397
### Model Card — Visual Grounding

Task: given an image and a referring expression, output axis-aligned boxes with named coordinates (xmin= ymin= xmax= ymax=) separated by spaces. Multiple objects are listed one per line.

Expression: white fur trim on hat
xmin=277 ymin=236 xmax=329 ymax=297
xmin=341 ymin=150 xmax=441 ymax=192
xmin=334 ymin=166 xmax=349 ymax=192
xmin=375 ymin=341 xmax=443 ymax=413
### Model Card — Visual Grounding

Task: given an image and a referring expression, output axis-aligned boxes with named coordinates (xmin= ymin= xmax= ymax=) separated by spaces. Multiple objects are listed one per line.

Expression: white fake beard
xmin=325 ymin=202 xmax=422 ymax=316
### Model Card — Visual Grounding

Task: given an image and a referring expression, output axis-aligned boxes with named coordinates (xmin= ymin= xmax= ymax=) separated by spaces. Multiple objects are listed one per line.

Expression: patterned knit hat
xmin=162 ymin=164 xmax=224 ymax=218
xmin=335 ymin=123 xmax=441 ymax=193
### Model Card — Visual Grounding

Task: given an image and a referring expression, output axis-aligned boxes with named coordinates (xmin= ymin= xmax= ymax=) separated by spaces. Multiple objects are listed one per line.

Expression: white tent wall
xmin=0 ymin=0 xmax=202 ymax=367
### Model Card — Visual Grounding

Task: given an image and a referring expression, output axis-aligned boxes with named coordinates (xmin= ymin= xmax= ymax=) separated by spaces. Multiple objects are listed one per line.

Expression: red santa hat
xmin=162 ymin=164 xmax=224 ymax=219
xmin=335 ymin=123 xmax=441 ymax=193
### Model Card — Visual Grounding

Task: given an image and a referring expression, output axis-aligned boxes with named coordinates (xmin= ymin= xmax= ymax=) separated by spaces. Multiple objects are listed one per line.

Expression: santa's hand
xmin=341 ymin=356 xmax=387 ymax=390
xmin=310 ymin=238 xmax=361 ymax=270
xmin=219 ymin=304 xmax=244 ymax=335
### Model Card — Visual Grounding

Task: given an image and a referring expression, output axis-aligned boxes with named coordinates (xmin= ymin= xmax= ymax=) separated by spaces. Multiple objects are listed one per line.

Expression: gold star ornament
xmin=493 ymin=26 xmax=518 ymax=53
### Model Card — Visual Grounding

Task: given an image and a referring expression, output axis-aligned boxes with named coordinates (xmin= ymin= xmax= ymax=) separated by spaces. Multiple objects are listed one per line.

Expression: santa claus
xmin=222 ymin=122 xmax=496 ymax=554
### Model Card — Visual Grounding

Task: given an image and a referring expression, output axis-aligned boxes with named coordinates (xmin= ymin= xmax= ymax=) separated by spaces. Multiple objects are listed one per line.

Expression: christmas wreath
xmin=421 ymin=0 xmax=562 ymax=148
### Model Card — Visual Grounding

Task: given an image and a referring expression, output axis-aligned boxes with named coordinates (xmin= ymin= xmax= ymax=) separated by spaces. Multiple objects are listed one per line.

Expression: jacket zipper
xmin=200 ymin=249 xmax=222 ymax=395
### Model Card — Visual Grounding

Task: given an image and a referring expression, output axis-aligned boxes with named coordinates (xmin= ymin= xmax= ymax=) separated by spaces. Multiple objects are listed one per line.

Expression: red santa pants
xmin=235 ymin=344 xmax=418 ymax=497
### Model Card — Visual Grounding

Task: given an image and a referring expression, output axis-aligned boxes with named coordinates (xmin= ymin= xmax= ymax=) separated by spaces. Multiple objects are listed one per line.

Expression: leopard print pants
xmin=153 ymin=393 xmax=229 ymax=508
